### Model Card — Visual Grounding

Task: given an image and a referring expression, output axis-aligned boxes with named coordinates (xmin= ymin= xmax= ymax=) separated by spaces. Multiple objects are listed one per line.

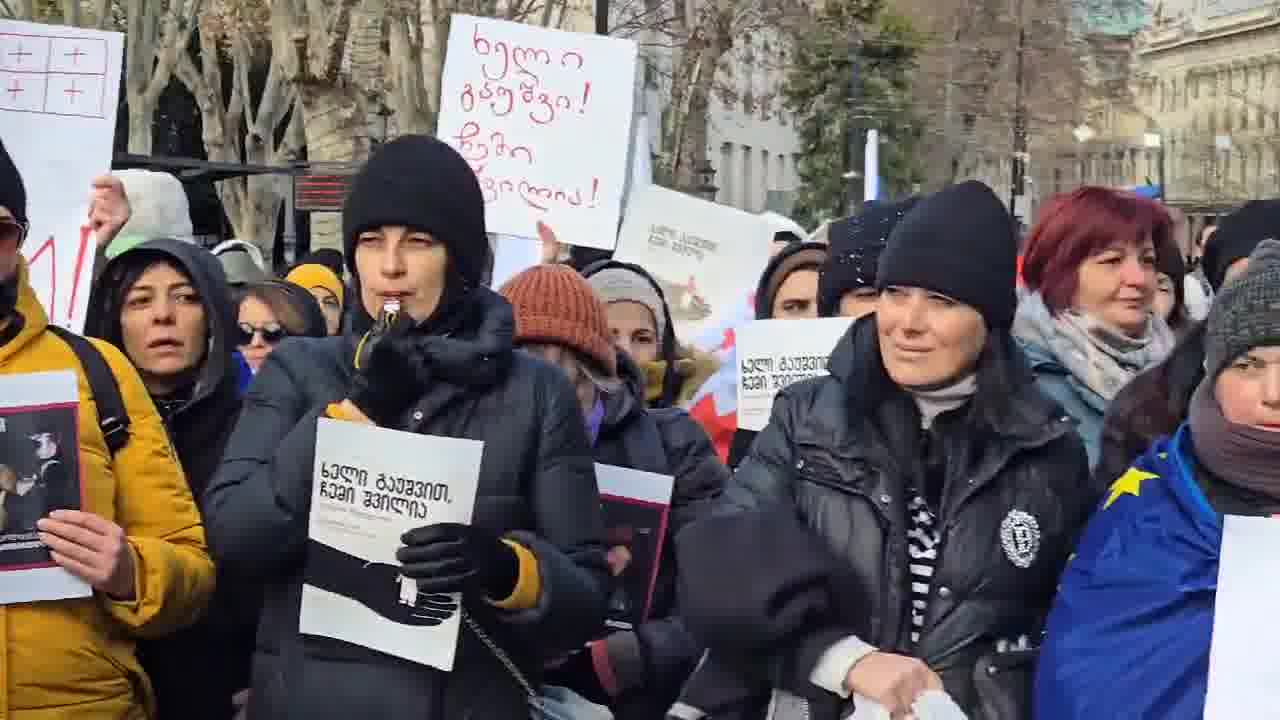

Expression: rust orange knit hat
xmin=499 ymin=264 xmax=617 ymax=376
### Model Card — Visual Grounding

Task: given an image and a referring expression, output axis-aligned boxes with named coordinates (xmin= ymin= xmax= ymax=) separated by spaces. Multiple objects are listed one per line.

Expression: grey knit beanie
xmin=1204 ymin=239 xmax=1280 ymax=379
xmin=587 ymin=266 xmax=667 ymax=339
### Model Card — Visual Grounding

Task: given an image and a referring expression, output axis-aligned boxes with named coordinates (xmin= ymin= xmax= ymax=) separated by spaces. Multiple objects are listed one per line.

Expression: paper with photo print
xmin=0 ymin=370 xmax=89 ymax=604
xmin=613 ymin=184 xmax=776 ymax=339
xmin=736 ymin=317 xmax=853 ymax=432
xmin=595 ymin=463 xmax=673 ymax=630
xmin=302 ymin=419 xmax=482 ymax=671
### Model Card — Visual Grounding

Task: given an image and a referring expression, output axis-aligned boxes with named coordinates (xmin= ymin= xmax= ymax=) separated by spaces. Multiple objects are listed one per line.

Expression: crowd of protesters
xmin=2 ymin=128 xmax=1278 ymax=720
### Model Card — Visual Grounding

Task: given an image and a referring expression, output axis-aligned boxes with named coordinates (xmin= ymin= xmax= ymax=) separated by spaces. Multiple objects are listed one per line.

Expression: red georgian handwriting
xmin=472 ymin=23 xmax=587 ymax=85
xmin=452 ymin=121 xmax=535 ymax=165
xmin=475 ymin=173 xmax=600 ymax=212
xmin=460 ymin=79 xmax=592 ymax=124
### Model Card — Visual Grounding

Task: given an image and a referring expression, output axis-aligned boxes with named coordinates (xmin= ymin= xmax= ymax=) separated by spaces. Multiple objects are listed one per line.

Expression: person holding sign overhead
xmin=674 ymin=181 xmax=1092 ymax=719
xmin=203 ymin=135 xmax=609 ymax=720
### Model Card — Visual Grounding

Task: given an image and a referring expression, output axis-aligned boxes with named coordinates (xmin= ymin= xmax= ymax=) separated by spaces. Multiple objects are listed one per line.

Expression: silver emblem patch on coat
xmin=1000 ymin=509 xmax=1040 ymax=569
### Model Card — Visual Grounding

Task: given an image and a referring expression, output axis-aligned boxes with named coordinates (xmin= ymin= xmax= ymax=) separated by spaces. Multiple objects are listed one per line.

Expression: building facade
xmin=1066 ymin=0 xmax=1280 ymax=213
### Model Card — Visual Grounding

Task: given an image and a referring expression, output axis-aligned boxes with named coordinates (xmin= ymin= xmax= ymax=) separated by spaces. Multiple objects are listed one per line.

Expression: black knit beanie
xmin=876 ymin=181 xmax=1018 ymax=330
xmin=819 ymin=197 xmax=919 ymax=317
xmin=0 ymin=138 xmax=25 ymax=226
xmin=1203 ymin=199 xmax=1280 ymax=292
xmin=342 ymin=135 xmax=488 ymax=292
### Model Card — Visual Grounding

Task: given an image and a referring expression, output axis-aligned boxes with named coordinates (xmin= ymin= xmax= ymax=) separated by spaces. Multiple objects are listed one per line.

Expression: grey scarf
xmin=1189 ymin=379 xmax=1280 ymax=507
xmin=1013 ymin=293 xmax=1175 ymax=403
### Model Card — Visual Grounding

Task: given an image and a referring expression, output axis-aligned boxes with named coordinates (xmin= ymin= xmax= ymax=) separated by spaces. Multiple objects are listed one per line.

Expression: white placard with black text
xmin=735 ymin=317 xmax=853 ymax=432
xmin=302 ymin=419 xmax=482 ymax=671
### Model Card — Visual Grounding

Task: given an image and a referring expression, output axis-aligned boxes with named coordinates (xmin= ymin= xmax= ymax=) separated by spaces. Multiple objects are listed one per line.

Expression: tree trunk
xmin=299 ymin=82 xmax=371 ymax=251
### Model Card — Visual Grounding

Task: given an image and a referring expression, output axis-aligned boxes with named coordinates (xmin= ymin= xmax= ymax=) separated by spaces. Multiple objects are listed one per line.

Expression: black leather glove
xmin=348 ymin=310 xmax=428 ymax=426
xmin=397 ymin=522 xmax=520 ymax=599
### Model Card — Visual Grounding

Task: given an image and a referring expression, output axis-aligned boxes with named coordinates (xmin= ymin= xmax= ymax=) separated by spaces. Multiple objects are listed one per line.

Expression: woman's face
xmin=1153 ymin=273 xmax=1176 ymax=322
xmin=1216 ymin=346 xmax=1280 ymax=430
xmin=309 ymin=286 xmax=342 ymax=335
xmin=354 ymin=225 xmax=448 ymax=323
xmin=838 ymin=287 xmax=880 ymax=320
xmin=606 ymin=301 xmax=660 ymax=366
xmin=119 ymin=261 xmax=208 ymax=394
xmin=1072 ymin=238 xmax=1158 ymax=337
xmin=237 ymin=295 xmax=285 ymax=372
xmin=877 ymin=286 xmax=987 ymax=389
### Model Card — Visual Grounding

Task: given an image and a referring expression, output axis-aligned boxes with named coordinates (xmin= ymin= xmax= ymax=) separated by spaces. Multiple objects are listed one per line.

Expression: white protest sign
xmin=489 ymin=233 xmax=543 ymax=290
xmin=1205 ymin=515 xmax=1280 ymax=718
xmin=615 ymin=184 xmax=777 ymax=339
xmin=302 ymin=419 xmax=483 ymax=671
xmin=438 ymin=15 xmax=636 ymax=251
xmin=2 ymin=20 xmax=123 ymax=332
xmin=736 ymin=317 xmax=853 ymax=432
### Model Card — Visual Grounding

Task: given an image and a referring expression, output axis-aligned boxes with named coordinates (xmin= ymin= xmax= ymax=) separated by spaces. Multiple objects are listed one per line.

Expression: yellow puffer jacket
xmin=0 ymin=261 xmax=215 ymax=720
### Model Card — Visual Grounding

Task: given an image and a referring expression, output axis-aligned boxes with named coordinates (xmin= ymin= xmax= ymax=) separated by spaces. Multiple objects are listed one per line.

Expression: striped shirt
xmin=906 ymin=491 xmax=941 ymax=645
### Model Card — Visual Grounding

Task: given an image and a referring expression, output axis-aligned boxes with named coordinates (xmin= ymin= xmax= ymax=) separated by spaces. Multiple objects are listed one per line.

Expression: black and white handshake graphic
xmin=306 ymin=540 xmax=459 ymax=626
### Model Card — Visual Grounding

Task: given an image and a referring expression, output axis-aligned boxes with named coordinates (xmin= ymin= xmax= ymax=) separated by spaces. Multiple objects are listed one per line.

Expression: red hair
xmin=1021 ymin=186 xmax=1172 ymax=314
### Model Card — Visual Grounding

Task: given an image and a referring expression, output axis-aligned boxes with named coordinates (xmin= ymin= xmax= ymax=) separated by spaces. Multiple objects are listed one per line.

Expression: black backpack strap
xmin=47 ymin=326 xmax=131 ymax=455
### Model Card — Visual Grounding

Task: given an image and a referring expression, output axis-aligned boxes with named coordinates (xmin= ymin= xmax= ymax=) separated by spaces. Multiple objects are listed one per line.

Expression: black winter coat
xmin=203 ymin=289 xmax=610 ymax=720
xmin=86 ymin=238 xmax=252 ymax=720
xmin=676 ymin=317 xmax=1093 ymax=720
xmin=548 ymin=352 xmax=726 ymax=719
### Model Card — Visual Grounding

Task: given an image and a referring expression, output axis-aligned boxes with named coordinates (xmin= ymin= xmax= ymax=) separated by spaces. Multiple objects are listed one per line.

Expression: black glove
xmin=397 ymin=522 xmax=520 ymax=599
xmin=348 ymin=310 xmax=428 ymax=426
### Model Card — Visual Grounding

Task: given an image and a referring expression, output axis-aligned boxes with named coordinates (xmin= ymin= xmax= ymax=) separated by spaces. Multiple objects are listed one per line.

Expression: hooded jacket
xmin=0 ymin=259 xmax=214 ymax=718
xmin=202 ymin=287 xmax=610 ymax=720
xmin=549 ymin=351 xmax=726 ymax=719
xmin=87 ymin=238 xmax=243 ymax=496
xmin=85 ymin=239 xmax=253 ymax=720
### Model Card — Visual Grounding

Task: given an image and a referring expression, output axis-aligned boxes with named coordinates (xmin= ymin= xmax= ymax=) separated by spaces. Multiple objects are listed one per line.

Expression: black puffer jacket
xmin=550 ymin=351 xmax=726 ymax=719
xmin=203 ymin=288 xmax=609 ymax=720
xmin=86 ymin=238 xmax=251 ymax=720
xmin=677 ymin=317 xmax=1093 ymax=720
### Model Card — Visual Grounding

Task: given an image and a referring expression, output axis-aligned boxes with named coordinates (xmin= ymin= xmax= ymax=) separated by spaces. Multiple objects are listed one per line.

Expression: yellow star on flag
xmin=1104 ymin=467 xmax=1159 ymax=509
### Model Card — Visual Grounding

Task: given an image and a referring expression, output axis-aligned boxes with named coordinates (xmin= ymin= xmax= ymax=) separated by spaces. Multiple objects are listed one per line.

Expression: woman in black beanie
xmin=673 ymin=181 xmax=1092 ymax=719
xmin=203 ymin=135 xmax=609 ymax=719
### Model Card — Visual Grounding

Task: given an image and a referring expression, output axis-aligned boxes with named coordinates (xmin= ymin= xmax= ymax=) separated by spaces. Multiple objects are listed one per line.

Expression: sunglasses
xmin=236 ymin=322 xmax=288 ymax=346
xmin=0 ymin=220 xmax=27 ymax=248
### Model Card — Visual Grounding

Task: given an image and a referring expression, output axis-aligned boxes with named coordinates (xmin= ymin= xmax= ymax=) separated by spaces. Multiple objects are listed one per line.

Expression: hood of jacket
xmin=754 ymin=241 xmax=828 ymax=320
xmin=85 ymin=238 xmax=238 ymax=414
